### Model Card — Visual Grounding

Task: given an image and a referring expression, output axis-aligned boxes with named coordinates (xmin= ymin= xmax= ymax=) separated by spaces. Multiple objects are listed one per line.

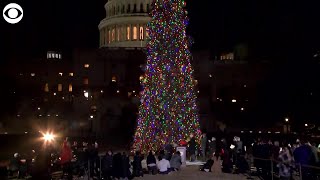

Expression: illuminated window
xmin=221 ymin=53 xmax=234 ymax=60
xmin=59 ymin=72 xmax=63 ymax=76
xmin=112 ymin=28 xmax=115 ymax=41
xmin=83 ymin=78 xmax=89 ymax=85
xmin=112 ymin=76 xmax=117 ymax=82
xmin=44 ymin=83 xmax=49 ymax=92
xmin=69 ymin=73 xmax=73 ymax=76
xmin=127 ymin=26 xmax=130 ymax=40
xmin=31 ymin=73 xmax=35 ymax=77
xmin=139 ymin=26 xmax=144 ymax=40
xmin=55 ymin=54 xmax=59 ymax=58
xmin=133 ymin=26 xmax=137 ymax=40
xmin=48 ymin=54 xmax=52 ymax=58
xmin=117 ymin=28 xmax=120 ymax=41
xmin=58 ymin=84 xmax=62 ymax=92
xmin=59 ymin=54 xmax=61 ymax=59
xmin=84 ymin=64 xmax=90 ymax=68
xmin=68 ymin=84 xmax=72 ymax=92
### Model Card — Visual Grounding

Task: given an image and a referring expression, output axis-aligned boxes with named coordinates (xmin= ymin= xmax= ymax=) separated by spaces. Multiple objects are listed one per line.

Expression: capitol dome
xmin=98 ymin=0 xmax=152 ymax=48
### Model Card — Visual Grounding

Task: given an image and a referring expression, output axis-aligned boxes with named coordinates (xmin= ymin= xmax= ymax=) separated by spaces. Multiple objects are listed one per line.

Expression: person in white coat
xmin=157 ymin=156 xmax=171 ymax=174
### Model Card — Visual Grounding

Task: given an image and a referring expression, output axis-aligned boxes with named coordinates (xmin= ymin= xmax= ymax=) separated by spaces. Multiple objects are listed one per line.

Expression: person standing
xmin=32 ymin=149 xmax=51 ymax=180
xmin=112 ymin=152 xmax=123 ymax=179
xmin=311 ymin=142 xmax=319 ymax=165
xmin=209 ymin=137 xmax=217 ymax=159
xmin=132 ymin=151 xmax=143 ymax=177
xmin=164 ymin=142 xmax=173 ymax=161
xmin=0 ymin=160 xmax=9 ymax=180
xmin=188 ymin=134 xmax=197 ymax=162
xmin=121 ymin=152 xmax=131 ymax=180
xmin=293 ymin=139 xmax=315 ymax=179
xmin=102 ymin=150 xmax=113 ymax=180
xmin=201 ymin=133 xmax=207 ymax=161
xmin=60 ymin=138 xmax=73 ymax=180
xmin=277 ymin=146 xmax=293 ymax=180
xmin=8 ymin=153 xmax=20 ymax=177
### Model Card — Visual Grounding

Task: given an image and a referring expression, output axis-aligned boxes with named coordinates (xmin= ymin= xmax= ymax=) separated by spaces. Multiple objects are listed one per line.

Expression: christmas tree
xmin=133 ymin=0 xmax=201 ymax=153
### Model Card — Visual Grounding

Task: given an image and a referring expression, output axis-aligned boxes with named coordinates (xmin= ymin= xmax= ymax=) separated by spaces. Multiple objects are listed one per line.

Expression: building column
xmin=122 ymin=25 xmax=125 ymax=41
xmin=100 ymin=30 xmax=103 ymax=46
xmin=103 ymin=28 xmax=106 ymax=45
xmin=115 ymin=25 xmax=118 ymax=42
xmin=145 ymin=24 xmax=148 ymax=39
xmin=105 ymin=27 xmax=108 ymax=44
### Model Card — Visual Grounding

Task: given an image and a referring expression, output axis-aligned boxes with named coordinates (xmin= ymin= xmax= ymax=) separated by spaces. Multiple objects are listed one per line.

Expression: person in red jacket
xmin=60 ymin=137 xmax=73 ymax=180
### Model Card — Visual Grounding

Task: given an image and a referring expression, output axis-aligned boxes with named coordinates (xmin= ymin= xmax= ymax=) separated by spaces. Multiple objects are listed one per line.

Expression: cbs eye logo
xmin=3 ymin=3 xmax=23 ymax=24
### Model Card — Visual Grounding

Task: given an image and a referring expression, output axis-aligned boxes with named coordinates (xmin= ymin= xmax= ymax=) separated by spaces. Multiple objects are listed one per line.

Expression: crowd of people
xmin=196 ymin=133 xmax=320 ymax=180
xmin=1 ymin=134 xmax=320 ymax=179
xmin=100 ymin=149 xmax=183 ymax=179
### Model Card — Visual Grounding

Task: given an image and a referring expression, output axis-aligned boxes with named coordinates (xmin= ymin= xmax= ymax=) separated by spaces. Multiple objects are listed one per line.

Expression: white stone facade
xmin=98 ymin=0 xmax=152 ymax=48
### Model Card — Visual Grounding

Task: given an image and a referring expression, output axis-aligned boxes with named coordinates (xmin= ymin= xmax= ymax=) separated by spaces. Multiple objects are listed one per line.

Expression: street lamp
xmin=84 ymin=92 xmax=89 ymax=98
xmin=284 ymin=117 xmax=290 ymax=134
xmin=305 ymin=123 xmax=308 ymax=127
xmin=43 ymin=132 xmax=55 ymax=142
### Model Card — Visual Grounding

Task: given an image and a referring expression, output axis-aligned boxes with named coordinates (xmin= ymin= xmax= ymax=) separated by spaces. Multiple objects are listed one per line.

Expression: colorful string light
xmin=133 ymin=0 xmax=201 ymax=153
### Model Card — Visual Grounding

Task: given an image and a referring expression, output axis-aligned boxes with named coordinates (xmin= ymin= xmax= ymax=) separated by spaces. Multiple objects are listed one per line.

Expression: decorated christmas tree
xmin=133 ymin=0 xmax=201 ymax=153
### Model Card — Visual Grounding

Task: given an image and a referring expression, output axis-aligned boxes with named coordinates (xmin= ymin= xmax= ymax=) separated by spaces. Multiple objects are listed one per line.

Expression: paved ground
xmin=137 ymin=159 xmax=258 ymax=180
xmin=135 ymin=166 xmax=254 ymax=180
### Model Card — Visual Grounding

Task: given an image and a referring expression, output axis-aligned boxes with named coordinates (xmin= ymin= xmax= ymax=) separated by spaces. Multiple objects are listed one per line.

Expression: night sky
xmin=1 ymin=0 xmax=320 ymax=61
xmin=1 ymin=0 xmax=320 ymax=126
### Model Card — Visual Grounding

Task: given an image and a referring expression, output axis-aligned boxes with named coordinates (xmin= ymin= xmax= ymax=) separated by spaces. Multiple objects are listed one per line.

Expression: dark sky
xmin=1 ymin=0 xmax=320 ymax=126
xmin=1 ymin=0 xmax=320 ymax=61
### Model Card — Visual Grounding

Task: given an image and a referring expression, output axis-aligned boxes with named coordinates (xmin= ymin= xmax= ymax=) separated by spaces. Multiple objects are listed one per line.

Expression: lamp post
xmin=284 ymin=118 xmax=290 ymax=134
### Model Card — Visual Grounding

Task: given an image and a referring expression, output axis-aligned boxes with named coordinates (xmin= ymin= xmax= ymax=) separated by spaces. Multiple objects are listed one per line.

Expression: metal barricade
xmin=249 ymin=157 xmax=275 ymax=180
xmin=249 ymin=156 xmax=320 ymax=180
xmin=298 ymin=163 xmax=320 ymax=180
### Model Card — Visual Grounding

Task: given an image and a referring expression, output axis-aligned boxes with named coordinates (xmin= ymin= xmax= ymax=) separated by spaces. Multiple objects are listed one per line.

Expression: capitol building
xmin=98 ymin=0 xmax=152 ymax=48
